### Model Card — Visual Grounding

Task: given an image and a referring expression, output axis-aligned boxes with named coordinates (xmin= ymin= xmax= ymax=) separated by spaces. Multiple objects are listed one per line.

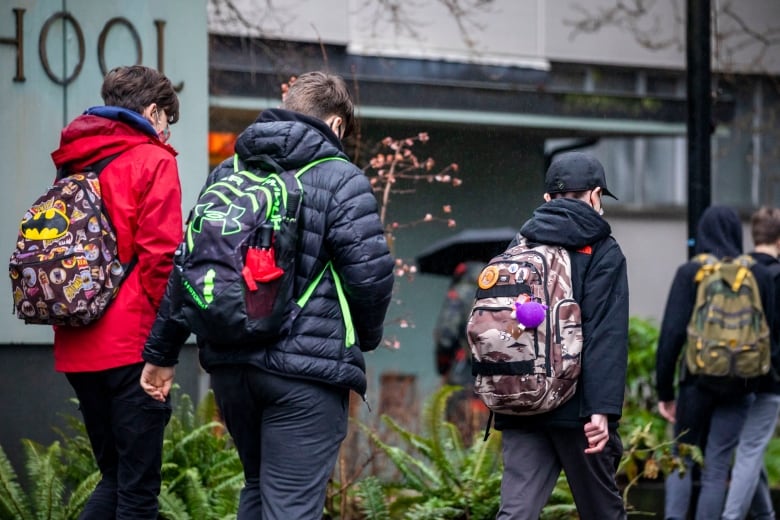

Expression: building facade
xmin=1 ymin=0 xmax=778 ymax=460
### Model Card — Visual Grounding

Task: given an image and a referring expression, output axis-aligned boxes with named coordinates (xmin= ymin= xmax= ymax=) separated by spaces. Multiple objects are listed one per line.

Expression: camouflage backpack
xmin=466 ymin=236 xmax=584 ymax=415
xmin=685 ymin=253 xmax=770 ymax=381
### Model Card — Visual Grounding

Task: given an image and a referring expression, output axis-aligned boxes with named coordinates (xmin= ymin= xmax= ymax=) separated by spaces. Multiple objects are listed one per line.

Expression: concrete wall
xmin=209 ymin=0 xmax=780 ymax=73
xmin=0 ymin=0 xmax=209 ymax=344
xmin=0 ymin=0 xmax=208 ymax=469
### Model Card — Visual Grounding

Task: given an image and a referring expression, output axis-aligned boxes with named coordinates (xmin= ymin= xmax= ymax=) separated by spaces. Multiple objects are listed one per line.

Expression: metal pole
xmin=686 ymin=0 xmax=712 ymax=258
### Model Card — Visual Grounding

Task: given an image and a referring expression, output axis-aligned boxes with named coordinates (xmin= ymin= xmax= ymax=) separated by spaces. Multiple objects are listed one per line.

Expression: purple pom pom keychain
xmin=513 ymin=294 xmax=547 ymax=329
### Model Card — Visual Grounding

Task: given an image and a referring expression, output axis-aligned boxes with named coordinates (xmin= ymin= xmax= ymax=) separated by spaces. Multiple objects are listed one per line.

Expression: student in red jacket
xmin=50 ymin=65 xmax=182 ymax=519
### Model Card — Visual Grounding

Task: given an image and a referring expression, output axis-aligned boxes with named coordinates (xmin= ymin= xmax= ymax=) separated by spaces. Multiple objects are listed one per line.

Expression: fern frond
xmin=171 ymin=422 xmax=225 ymax=462
xmin=355 ymin=421 xmax=439 ymax=491
xmin=194 ymin=390 xmax=219 ymax=426
xmin=64 ymin=471 xmax=100 ymax=520
xmin=203 ymin=453 xmax=242 ymax=486
xmin=0 ymin=443 xmax=32 ymax=520
xmin=381 ymin=415 xmax=433 ymax=457
xmin=210 ymin=472 xmax=244 ymax=494
xmin=172 ymin=389 xmax=197 ymax=433
xmin=354 ymin=476 xmax=390 ymax=520
xmin=22 ymin=439 xmax=66 ymax=520
xmin=420 ymin=385 xmax=458 ymax=439
xmin=158 ymin=485 xmax=191 ymax=520
xmin=405 ymin=502 xmax=461 ymax=520
xmin=467 ymin=429 xmax=502 ymax=482
xmin=180 ymin=468 xmax=210 ymax=518
xmin=420 ymin=386 xmax=464 ymax=488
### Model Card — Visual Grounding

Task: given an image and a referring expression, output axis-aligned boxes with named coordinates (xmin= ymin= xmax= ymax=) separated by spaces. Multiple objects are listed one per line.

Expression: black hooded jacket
xmin=494 ymin=197 xmax=629 ymax=430
xmin=655 ymin=206 xmax=777 ymax=402
xmin=142 ymin=109 xmax=395 ymax=397
xmin=750 ymin=252 xmax=780 ymax=394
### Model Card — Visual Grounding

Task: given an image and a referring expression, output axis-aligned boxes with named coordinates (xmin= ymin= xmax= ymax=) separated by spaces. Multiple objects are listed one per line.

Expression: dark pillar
xmin=686 ymin=0 xmax=712 ymax=258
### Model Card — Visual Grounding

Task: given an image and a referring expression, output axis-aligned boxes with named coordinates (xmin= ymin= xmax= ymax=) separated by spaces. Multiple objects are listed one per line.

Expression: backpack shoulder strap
xmin=693 ymin=253 xmax=720 ymax=283
xmin=56 ymin=151 xmax=124 ymax=180
xmin=294 ymin=156 xmax=348 ymax=178
xmin=735 ymin=254 xmax=756 ymax=268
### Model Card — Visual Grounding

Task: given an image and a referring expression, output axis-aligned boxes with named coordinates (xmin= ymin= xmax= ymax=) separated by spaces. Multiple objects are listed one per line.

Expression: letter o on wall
xmin=39 ymin=12 xmax=85 ymax=85
xmin=98 ymin=17 xmax=142 ymax=76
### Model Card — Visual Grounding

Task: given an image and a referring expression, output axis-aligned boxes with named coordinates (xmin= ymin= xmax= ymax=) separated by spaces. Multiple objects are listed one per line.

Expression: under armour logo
xmin=189 ymin=202 xmax=246 ymax=235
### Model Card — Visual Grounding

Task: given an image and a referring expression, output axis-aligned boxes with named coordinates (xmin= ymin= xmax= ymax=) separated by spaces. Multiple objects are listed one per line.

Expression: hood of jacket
xmin=51 ymin=106 xmax=176 ymax=170
xmin=234 ymin=108 xmax=346 ymax=171
xmin=694 ymin=205 xmax=743 ymax=258
xmin=519 ymin=197 xmax=612 ymax=249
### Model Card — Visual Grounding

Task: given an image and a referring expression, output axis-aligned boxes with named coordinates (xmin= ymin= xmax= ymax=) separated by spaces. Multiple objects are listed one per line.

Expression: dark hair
xmin=549 ymin=190 xmax=591 ymax=201
xmin=750 ymin=206 xmax=780 ymax=246
xmin=101 ymin=65 xmax=180 ymax=124
xmin=281 ymin=71 xmax=355 ymax=138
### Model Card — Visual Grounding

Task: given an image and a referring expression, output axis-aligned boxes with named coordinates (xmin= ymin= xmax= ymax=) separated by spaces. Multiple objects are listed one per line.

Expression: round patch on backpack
xmin=478 ymin=265 xmax=499 ymax=289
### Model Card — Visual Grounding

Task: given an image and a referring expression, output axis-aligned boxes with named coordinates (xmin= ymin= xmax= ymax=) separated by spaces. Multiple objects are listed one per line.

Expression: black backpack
xmin=175 ymin=154 xmax=346 ymax=346
xmin=9 ymin=155 xmax=135 ymax=326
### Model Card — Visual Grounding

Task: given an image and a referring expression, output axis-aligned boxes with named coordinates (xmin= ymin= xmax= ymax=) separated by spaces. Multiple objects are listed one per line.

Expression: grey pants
xmin=496 ymin=426 xmax=626 ymax=520
xmin=496 ymin=428 xmax=626 ymax=520
xmin=210 ymin=365 xmax=350 ymax=520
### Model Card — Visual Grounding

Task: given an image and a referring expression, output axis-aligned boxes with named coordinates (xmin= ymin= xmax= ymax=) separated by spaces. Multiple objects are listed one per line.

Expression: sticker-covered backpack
xmin=466 ymin=235 xmax=584 ymax=415
xmin=9 ymin=155 xmax=133 ymax=326
xmin=685 ymin=253 xmax=770 ymax=382
xmin=175 ymin=154 xmax=346 ymax=347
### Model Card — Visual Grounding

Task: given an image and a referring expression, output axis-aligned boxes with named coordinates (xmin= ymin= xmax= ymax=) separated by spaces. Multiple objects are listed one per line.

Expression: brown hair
xmin=281 ymin=71 xmax=354 ymax=138
xmin=101 ymin=65 xmax=180 ymax=124
xmin=750 ymin=206 xmax=780 ymax=246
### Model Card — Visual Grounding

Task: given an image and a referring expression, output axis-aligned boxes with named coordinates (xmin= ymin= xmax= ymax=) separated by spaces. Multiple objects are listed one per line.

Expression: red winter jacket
xmin=50 ymin=110 xmax=182 ymax=372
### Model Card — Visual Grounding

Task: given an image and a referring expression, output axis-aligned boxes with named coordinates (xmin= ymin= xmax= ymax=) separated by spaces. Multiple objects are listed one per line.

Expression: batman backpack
xmin=174 ymin=154 xmax=346 ymax=347
xmin=9 ymin=154 xmax=134 ymax=326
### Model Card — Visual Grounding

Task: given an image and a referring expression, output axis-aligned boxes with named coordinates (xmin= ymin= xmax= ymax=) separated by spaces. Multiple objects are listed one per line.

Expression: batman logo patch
xmin=21 ymin=208 xmax=69 ymax=241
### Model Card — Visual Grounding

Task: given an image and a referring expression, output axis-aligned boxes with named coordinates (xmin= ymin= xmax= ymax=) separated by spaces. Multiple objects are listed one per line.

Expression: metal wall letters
xmin=1 ymin=7 xmax=183 ymax=91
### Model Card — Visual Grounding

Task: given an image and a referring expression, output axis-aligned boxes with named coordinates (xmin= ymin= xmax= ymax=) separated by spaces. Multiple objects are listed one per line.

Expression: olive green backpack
xmin=685 ymin=253 xmax=771 ymax=381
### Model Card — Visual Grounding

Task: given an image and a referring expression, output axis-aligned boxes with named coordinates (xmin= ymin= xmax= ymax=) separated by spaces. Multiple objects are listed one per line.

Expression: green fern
xmin=23 ymin=439 xmax=67 ymax=520
xmin=0 ymin=387 xmax=242 ymax=520
xmin=160 ymin=388 xmax=242 ymax=518
xmin=354 ymin=384 xmax=503 ymax=519
xmin=354 ymin=475 xmax=391 ymax=520
xmin=0 ymin=443 xmax=32 ymax=520
xmin=158 ymin=486 xmax=191 ymax=520
xmin=63 ymin=471 xmax=100 ymax=520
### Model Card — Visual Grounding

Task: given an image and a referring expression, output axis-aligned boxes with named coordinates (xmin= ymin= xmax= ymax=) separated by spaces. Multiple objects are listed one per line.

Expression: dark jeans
xmin=210 ymin=365 xmax=349 ymax=520
xmin=66 ymin=362 xmax=171 ymax=520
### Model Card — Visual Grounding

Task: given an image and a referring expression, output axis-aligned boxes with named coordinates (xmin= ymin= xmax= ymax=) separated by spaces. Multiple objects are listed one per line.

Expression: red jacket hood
xmin=51 ymin=114 xmax=177 ymax=170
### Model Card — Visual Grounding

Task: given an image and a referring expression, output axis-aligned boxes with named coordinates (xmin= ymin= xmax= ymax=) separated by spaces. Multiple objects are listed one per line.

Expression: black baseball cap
xmin=544 ymin=151 xmax=618 ymax=199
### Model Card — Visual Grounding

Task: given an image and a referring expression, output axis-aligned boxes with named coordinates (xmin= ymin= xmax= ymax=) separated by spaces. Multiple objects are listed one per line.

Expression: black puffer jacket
xmin=495 ymin=198 xmax=629 ymax=430
xmin=143 ymin=109 xmax=395 ymax=397
xmin=655 ymin=206 xmax=776 ymax=402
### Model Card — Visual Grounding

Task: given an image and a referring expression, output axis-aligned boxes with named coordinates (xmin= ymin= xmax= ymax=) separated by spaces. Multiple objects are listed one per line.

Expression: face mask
xmin=151 ymin=109 xmax=170 ymax=143
xmin=158 ymin=125 xmax=171 ymax=144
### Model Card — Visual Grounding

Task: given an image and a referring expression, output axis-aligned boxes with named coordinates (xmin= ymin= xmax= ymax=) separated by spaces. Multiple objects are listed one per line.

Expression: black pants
xmin=210 ymin=365 xmax=350 ymax=520
xmin=66 ymin=362 xmax=171 ymax=520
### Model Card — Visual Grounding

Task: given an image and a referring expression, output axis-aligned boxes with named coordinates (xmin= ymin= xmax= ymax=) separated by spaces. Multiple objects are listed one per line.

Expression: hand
xmin=658 ymin=400 xmax=676 ymax=424
xmin=584 ymin=414 xmax=609 ymax=454
xmin=140 ymin=363 xmax=175 ymax=402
